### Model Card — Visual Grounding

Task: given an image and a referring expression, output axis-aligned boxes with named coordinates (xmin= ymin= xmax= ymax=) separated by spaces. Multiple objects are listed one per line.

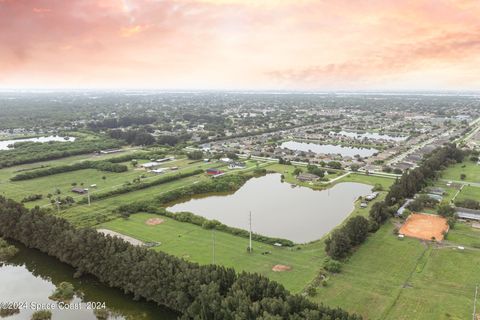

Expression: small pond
xmin=168 ymin=174 xmax=372 ymax=243
xmin=330 ymin=131 xmax=408 ymax=142
xmin=280 ymin=141 xmax=378 ymax=157
xmin=0 ymin=136 xmax=76 ymax=150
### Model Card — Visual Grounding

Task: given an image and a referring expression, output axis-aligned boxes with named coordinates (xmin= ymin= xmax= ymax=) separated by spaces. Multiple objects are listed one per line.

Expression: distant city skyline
xmin=1 ymin=0 xmax=480 ymax=90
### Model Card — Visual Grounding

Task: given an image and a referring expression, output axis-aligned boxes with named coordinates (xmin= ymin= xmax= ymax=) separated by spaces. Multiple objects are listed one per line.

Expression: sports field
xmin=399 ymin=213 xmax=449 ymax=241
xmin=100 ymin=212 xmax=327 ymax=292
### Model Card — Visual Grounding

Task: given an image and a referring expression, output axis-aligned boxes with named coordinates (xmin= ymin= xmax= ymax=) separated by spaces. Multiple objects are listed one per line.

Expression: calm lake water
xmin=0 ymin=242 xmax=177 ymax=320
xmin=281 ymin=141 xmax=378 ymax=157
xmin=168 ymin=174 xmax=372 ymax=243
xmin=0 ymin=136 xmax=75 ymax=150
xmin=330 ymin=131 xmax=408 ymax=142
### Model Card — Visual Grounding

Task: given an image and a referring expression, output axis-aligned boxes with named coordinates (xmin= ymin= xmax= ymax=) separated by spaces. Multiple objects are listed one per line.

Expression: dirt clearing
xmin=97 ymin=229 xmax=144 ymax=246
xmin=146 ymin=217 xmax=165 ymax=225
xmin=272 ymin=264 xmax=292 ymax=272
xmin=399 ymin=213 xmax=449 ymax=241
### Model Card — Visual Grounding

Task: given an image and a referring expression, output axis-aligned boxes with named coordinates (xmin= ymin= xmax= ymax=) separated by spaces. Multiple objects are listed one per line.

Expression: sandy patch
xmin=399 ymin=213 xmax=449 ymax=242
xmin=146 ymin=218 xmax=165 ymax=226
xmin=97 ymin=229 xmax=144 ymax=246
xmin=272 ymin=264 xmax=292 ymax=272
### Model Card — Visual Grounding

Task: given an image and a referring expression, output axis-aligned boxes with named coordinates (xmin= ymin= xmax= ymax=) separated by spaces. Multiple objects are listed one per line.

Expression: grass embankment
xmin=100 ymin=213 xmax=325 ymax=293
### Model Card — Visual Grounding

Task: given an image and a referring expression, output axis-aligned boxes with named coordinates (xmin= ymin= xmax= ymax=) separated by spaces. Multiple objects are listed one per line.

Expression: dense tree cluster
xmin=187 ymin=150 xmax=204 ymax=160
xmin=0 ymin=138 xmax=121 ymax=169
xmin=0 ymin=198 xmax=360 ymax=320
xmin=454 ymin=199 xmax=480 ymax=210
xmin=11 ymin=160 xmax=127 ymax=181
xmin=77 ymin=169 xmax=204 ymax=203
xmin=325 ymin=216 xmax=370 ymax=260
xmin=21 ymin=194 xmax=43 ymax=203
xmin=109 ymin=129 xmax=156 ymax=146
xmin=306 ymin=164 xmax=325 ymax=178
xmin=406 ymin=194 xmax=438 ymax=212
xmin=385 ymin=144 xmax=464 ymax=206
xmin=88 ymin=116 xmax=157 ymax=130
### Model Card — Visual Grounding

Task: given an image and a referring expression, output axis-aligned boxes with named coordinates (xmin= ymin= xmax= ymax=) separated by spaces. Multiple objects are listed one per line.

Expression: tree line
xmin=10 ymin=160 xmax=128 ymax=181
xmin=325 ymin=143 xmax=464 ymax=260
xmin=77 ymin=169 xmax=204 ymax=204
xmin=0 ymin=138 xmax=121 ymax=169
xmin=0 ymin=197 xmax=360 ymax=320
xmin=108 ymin=129 xmax=156 ymax=146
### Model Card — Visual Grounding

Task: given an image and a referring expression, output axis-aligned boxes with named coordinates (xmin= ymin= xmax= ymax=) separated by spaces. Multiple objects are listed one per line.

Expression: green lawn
xmin=100 ymin=212 xmax=326 ymax=293
xmin=441 ymin=160 xmax=480 ymax=184
xmin=455 ymin=185 xmax=480 ymax=203
xmin=311 ymin=221 xmax=480 ymax=320
xmin=335 ymin=173 xmax=395 ymax=190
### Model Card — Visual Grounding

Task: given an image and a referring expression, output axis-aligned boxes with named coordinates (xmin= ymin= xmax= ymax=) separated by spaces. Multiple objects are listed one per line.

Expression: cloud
xmin=0 ymin=0 xmax=479 ymax=89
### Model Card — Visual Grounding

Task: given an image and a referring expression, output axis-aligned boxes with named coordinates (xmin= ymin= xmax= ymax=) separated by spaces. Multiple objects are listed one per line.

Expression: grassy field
xmin=312 ymin=221 xmax=480 ymax=320
xmin=455 ymin=185 xmax=480 ymax=203
xmin=100 ymin=213 xmax=326 ymax=293
xmin=335 ymin=173 xmax=395 ymax=190
xmin=441 ymin=159 xmax=480 ymax=184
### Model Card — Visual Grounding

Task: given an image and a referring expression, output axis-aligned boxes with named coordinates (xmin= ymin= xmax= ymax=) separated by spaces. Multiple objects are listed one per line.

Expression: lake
xmin=280 ymin=141 xmax=378 ymax=157
xmin=0 ymin=242 xmax=177 ymax=320
xmin=168 ymin=174 xmax=372 ymax=243
xmin=330 ymin=131 xmax=408 ymax=142
xmin=0 ymin=136 xmax=76 ymax=150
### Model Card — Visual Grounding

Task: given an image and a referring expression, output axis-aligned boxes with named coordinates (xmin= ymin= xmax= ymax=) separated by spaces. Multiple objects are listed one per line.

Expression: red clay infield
xmin=399 ymin=213 xmax=449 ymax=241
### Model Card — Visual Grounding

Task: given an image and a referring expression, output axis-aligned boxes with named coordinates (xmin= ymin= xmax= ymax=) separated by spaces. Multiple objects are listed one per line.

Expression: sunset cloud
xmin=0 ymin=0 xmax=479 ymax=90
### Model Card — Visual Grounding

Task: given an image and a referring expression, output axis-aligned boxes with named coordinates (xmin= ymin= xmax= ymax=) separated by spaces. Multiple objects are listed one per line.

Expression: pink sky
xmin=1 ymin=0 xmax=480 ymax=90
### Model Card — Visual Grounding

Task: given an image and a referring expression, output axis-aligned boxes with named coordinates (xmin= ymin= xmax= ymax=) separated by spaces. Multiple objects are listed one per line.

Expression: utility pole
xmin=86 ymin=188 xmax=91 ymax=206
xmin=248 ymin=211 xmax=252 ymax=253
xmin=473 ymin=284 xmax=478 ymax=320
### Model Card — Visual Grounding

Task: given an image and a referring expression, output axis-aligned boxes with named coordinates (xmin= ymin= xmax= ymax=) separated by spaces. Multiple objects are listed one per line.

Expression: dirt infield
xmin=146 ymin=218 xmax=165 ymax=226
xmin=399 ymin=213 xmax=449 ymax=241
xmin=272 ymin=264 xmax=292 ymax=272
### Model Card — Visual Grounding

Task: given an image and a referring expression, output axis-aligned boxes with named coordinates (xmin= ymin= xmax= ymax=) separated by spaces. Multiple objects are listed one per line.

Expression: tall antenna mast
xmin=249 ymin=211 xmax=252 ymax=253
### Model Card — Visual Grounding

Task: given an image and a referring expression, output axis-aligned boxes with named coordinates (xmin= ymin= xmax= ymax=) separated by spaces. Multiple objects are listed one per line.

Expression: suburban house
xmin=206 ymin=168 xmax=224 ymax=176
xmin=365 ymin=192 xmax=379 ymax=201
xmin=71 ymin=187 xmax=86 ymax=194
xmin=141 ymin=162 xmax=160 ymax=169
xmin=229 ymin=161 xmax=246 ymax=169
xmin=296 ymin=172 xmax=319 ymax=182
xmin=456 ymin=207 xmax=480 ymax=221
xmin=151 ymin=168 xmax=168 ymax=174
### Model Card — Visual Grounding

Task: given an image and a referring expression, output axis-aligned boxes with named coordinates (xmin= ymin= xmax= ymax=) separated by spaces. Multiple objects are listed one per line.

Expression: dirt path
xmin=97 ymin=229 xmax=144 ymax=246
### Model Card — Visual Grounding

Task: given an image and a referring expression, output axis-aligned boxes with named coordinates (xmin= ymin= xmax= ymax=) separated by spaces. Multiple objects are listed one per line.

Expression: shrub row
xmin=10 ymin=160 xmax=127 ymax=181
xmin=78 ymin=169 xmax=204 ymax=204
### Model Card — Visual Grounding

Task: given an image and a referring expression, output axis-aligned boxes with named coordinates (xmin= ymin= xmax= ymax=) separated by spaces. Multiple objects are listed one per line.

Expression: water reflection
xmin=0 ymin=242 xmax=177 ymax=320
xmin=168 ymin=174 xmax=372 ymax=243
